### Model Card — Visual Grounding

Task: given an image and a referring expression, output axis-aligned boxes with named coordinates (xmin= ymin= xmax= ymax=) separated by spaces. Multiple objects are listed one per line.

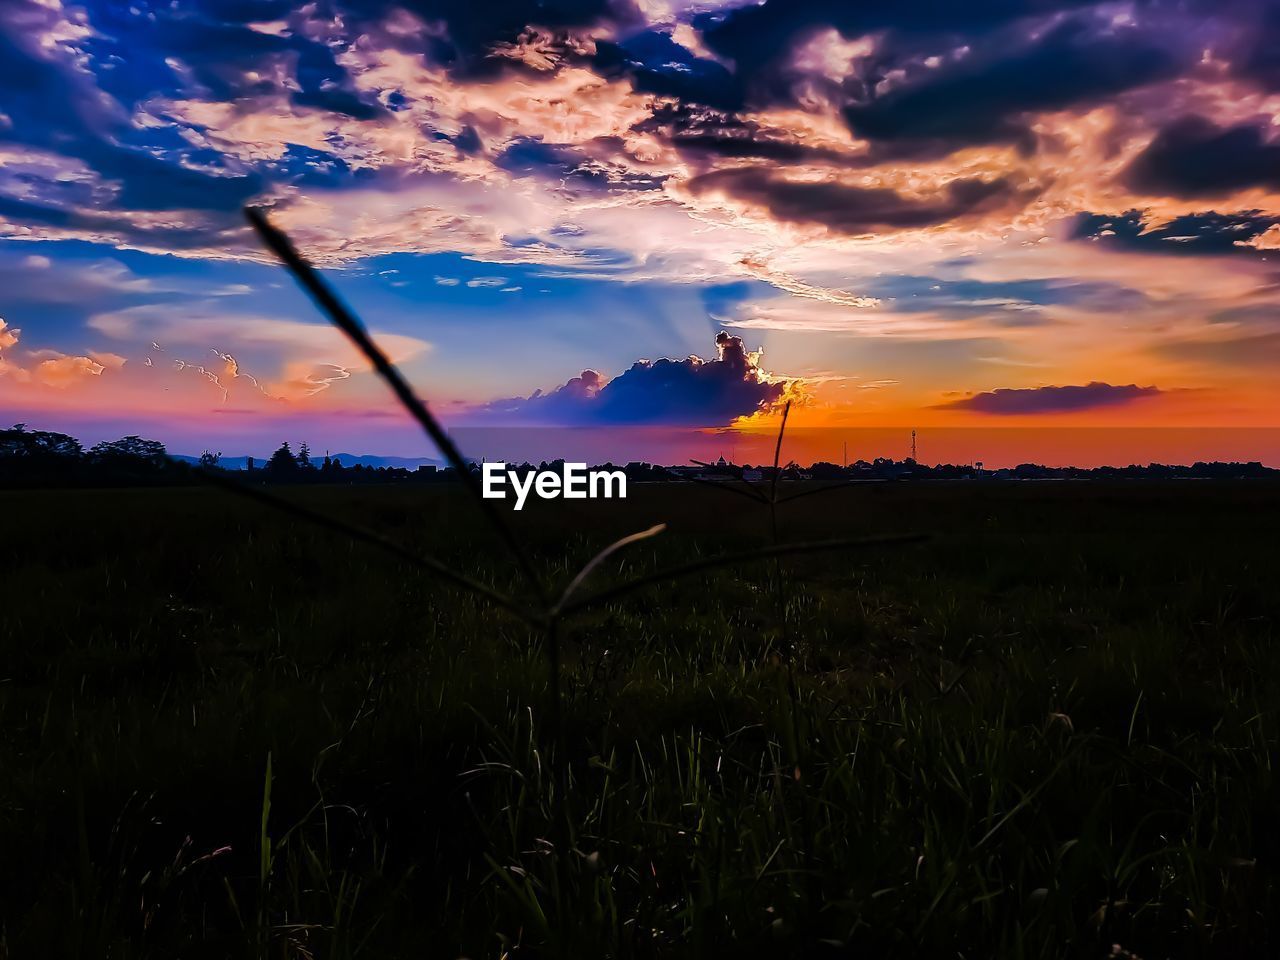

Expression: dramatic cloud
xmin=0 ymin=318 xmax=125 ymax=388
xmin=940 ymin=382 xmax=1163 ymax=414
xmin=478 ymin=331 xmax=788 ymax=425
xmin=1070 ymin=210 xmax=1280 ymax=255
xmin=33 ymin=353 xmax=108 ymax=388
xmin=689 ymin=168 xmax=1021 ymax=234
xmin=6 ymin=0 xmax=1280 ymax=438
xmin=1126 ymin=118 xmax=1280 ymax=198
xmin=841 ymin=17 xmax=1188 ymax=153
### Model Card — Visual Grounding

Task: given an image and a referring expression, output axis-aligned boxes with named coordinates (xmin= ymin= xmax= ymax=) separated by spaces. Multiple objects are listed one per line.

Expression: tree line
xmin=2 ymin=422 xmax=1276 ymax=490
xmin=0 ymin=426 xmax=441 ymax=488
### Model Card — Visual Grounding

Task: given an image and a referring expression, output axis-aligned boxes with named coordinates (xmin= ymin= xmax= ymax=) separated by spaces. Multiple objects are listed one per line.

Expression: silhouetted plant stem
xmin=184 ymin=463 xmax=540 ymax=625
xmin=765 ymin=404 xmax=822 ymax=933
xmin=558 ymin=535 xmax=923 ymax=616
xmin=227 ymin=208 xmax=927 ymax=954
xmin=770 ymin=401 xmax=790 ymax=506
xmin=245 ymin=207 xmax=547 ymax=606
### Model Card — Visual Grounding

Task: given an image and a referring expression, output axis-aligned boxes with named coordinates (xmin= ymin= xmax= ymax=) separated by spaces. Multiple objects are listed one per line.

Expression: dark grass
xmin=3 ymin=480 xmax=1280 ymax=957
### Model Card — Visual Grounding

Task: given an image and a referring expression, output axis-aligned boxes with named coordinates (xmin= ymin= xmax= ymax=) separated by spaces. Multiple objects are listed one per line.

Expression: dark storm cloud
xmin=359 ymin=0 xmax=628 ymax=77
xmin=5 ymin=0 xmax=1279 ymax=258
xmin=689 ymin=168 xmax=1019 ymax=234
xmin=1233 ymin=3 xmax=1280 ymax=90
xmin=694 ymin=0 xmax=1098 ymax=82
xmin=79 ymin=0 xmax=385 ymax=117
xmin=479 ymin=332 xmax=787 ymax=425
xmin=1069 ymin=210 xmax=1280 ymax=254
xmin=939 ymin=382 xmax=1163 ymax=414
xmin=641 ymin=106 xmax=856 ymax=165
xmin=495 ymin=138 xmax=665 ymax=190
xmin=1125 ymin=118 xmax=1280 ymax=198
xmin=0 ymin=0 xmax=628 ymax=246
xmin=0 ymin=2 xmax=280 ymax=242
xmin=842 ymin=19 xmax=1185 ymax=152
xmin=593 ymin=33 xmax=744 ymax=112
xmin=685 ymin=1 xmax=1195 ymax=158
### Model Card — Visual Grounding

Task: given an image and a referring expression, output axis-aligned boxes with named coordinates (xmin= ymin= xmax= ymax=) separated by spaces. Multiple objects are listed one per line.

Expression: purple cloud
xmin=478 ymin=332 xmax=787 ymax=426
xmin=689 ymin=168 xmax=1018 ymax=234
xmin=1125 ymin=117 xmax=1280 ymax=198
xmin=940 ymin=382 xmax=1163 ymax=414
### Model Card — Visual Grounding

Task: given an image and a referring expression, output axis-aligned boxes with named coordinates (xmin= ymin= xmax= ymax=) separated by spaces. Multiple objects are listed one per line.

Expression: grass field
xmin=3 ymin=480 xmax=1279 ymax=958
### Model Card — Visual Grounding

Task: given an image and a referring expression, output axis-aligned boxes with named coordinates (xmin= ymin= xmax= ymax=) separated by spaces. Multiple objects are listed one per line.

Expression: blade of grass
xmin=560 ymin=532 xmax=927 ymax=616
xmin=553 ymin=523 xmax=666 ymax=614
xmin=769 ymin=401 xmax=792 ymax=505
xmin=244 ymin=206 xmax=546 ymax=604
xmin=776 ymin=480 xmax=863 ymax=505
xmin=181 ymin=462 xmax=539 ymax=626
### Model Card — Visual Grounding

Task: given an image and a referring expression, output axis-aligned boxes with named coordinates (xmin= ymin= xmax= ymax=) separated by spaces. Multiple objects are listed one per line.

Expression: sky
xmin=3 ymin=0 xmax=1280 ymax=465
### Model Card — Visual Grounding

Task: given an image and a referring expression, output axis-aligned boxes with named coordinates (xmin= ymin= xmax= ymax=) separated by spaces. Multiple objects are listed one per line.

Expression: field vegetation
xmin=2 ymin=479 xmax=1278 ymax=957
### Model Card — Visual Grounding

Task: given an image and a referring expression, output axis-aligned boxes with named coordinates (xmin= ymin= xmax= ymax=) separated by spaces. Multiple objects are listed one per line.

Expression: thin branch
xmin=559 ymin=533 xmax=927 ymax=616
xmin=770 ymin=401 xmax=792 ymax=505
xmin=553 ymin=523 xmax=666 ymax=615
xmin=244 ymin=207 xmax=546 ymax=604
xmin=181 ymin=463 xmax=540 ymax=626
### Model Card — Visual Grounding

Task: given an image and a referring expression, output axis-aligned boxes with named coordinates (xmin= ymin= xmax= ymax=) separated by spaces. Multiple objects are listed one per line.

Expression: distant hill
xmin=172 ymin=453 xmax=443 ymax=471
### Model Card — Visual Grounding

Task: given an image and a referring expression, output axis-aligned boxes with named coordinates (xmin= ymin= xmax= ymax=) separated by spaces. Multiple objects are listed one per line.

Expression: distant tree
xmin=246 ymin=455 xmax=255 ymax=472
xmin=298 ymin=441 xmax=313 ymax=469
xmin=0 ymin=425 xmax=82 ymax=460
xmin=90 ymin=436 xmax=166 ymax=464
xmin=0 ymin=425 xmax=84 ymax=487
xmin=198 ymin=450 xmax=222 ymax=468
xmin=266 ymin=442 xmax=299 ymax=475
xmin=809 ymin=461 xmax=845 ymax=479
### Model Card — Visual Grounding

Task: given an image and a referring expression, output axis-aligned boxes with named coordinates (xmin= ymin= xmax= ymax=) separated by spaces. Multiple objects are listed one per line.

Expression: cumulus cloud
xmin=0 ymin=316 xmax=123 ymax=388
xmin=478 ymin=331 xmax=789 ymax=425
xmin=939 ymin=382 xmax=1163 ymax=414
xmin=34 ymin=353 xmax=105 ymax=387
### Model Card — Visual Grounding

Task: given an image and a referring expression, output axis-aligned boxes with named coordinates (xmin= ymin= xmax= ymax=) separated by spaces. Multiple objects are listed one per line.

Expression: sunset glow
xmin=4 ymin=0 xmax=1280 ymax=464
